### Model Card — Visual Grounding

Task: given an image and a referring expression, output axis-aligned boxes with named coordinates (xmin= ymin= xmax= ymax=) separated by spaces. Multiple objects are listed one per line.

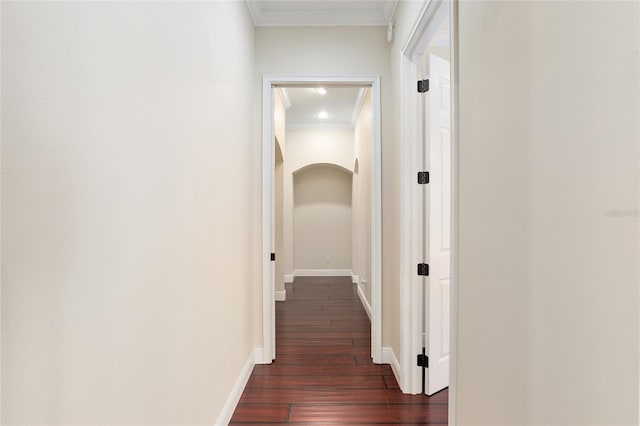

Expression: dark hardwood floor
xmin=230 ymin=276 xmax=448 ymax=425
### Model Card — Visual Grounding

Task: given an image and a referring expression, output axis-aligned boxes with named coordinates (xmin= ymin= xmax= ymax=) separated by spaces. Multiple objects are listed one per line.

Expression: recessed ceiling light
xmin=318 ymin=111 xmax=328 ymax=119
xmin=315 ymin=88 xmax=327 ymax=95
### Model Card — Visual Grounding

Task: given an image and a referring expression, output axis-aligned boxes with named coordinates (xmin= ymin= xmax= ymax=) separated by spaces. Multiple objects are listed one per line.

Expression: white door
xmin=424 ymin=53 xmax=451 ymax=395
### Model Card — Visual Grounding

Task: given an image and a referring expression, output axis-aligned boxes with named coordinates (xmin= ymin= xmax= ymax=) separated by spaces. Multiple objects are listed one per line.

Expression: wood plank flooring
xmin=230 ymin=276 xmax=448 ymax=425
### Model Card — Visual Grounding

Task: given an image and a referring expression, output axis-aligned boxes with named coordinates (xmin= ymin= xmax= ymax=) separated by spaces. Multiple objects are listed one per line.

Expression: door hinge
xmin=418 ymin=348 xmax=428 ymax=394
xmin=417 ymin=353 xmax=429 ymax=368
xmin=270 ymin=253 xmax=276 ymax=261
xmin=417 ymin=263 xmax=429 ymax=276
xmin=417 ymin=79 xmax=429 ymax=93
xmin=417 ymin=171 xmax=429 ymax=184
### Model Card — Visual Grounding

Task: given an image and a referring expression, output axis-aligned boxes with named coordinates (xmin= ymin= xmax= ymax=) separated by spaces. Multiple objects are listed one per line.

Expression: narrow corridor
xmin=230 ymin=277 xmax=448 ymax=424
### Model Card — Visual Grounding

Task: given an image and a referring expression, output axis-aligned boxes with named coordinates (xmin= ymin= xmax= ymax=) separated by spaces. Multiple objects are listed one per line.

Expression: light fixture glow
xmin=315 ymin=87 xmax=327 ymax=95
xmin=318 ymin=111 xmax=328 ymax=119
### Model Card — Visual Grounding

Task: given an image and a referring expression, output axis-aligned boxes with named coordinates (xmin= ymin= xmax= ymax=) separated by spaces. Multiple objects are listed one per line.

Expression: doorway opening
xmin=260 ymin=76 xmax=382 ymax=365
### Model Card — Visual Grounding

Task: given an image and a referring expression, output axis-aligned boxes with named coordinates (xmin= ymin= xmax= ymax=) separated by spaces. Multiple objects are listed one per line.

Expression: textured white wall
xmin=455 ymin=1 xmax=639 ymax=424
xmin=1 ymin=2 xmax=256 ymax=424
xmin=294 ymin=165 xmax=352 ymax=270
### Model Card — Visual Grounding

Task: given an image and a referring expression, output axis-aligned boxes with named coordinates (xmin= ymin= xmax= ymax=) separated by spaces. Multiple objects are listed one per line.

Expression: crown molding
xmin=246 ymin=1 xmax=398 ymax=27
xmin=245 ymin=0 xmax=261 ymax=26
xmin=384 ymin=0 xmax=400 ymax=23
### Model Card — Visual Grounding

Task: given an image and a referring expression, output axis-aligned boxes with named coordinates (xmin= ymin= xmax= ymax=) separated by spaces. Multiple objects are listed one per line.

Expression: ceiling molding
xmin=245 ymin=0 xmax=261 ymax=26
xmin=246 ymin=1 xmax=398 ymax=27
xmin=384 ymin=1 xmax=400 ymax=23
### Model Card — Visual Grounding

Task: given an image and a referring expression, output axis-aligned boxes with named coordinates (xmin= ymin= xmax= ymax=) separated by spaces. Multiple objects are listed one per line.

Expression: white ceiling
xmin=246 ymin=0 xmax=398 ymax=27
xmin=281 ymin=86 xmax=366 ymax=129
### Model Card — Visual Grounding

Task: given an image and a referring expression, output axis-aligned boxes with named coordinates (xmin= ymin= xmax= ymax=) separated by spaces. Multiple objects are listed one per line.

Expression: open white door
xmin=424 ymin=53 xmax=451 ymax=395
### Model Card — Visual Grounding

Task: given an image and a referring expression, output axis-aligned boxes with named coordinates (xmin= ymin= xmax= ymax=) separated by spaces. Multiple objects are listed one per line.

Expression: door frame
xmin=260 ymin=75 xmax=383 ymax=364
xmin=399 ymin=0 xmax=459 ymax=420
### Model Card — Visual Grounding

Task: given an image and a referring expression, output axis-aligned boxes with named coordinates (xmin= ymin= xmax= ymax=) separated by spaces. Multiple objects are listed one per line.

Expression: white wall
xmin=353 ymin=89 xmax=373 ymax=304
xmin=454 ymin=1 xmax=639 ymax=424
xmin=526 ymin=2 xmax=639 ymax=422
xmin=1 ymin=2 xmax=256 ymax=424
xmin=285 ymin=128 xmax=356 ymax=173
xmin=283 ymin=128 xmax=356 ymax=278
xmin=293 ymin=165 xmax=352 ymax=271
xmin=455 ymin=3 xmax=534 ymax=421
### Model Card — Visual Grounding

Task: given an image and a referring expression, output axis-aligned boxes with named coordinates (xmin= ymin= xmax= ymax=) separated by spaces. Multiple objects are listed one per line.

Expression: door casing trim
xmin=260 ymin=75 xmax=383 ymax=364
xmin=399 ymin=1 xmax=459 ymax=424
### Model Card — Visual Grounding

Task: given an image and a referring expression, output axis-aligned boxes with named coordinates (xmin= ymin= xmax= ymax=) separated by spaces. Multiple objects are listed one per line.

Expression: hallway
xmin=230 ymin=277 xmax=448 ymax=424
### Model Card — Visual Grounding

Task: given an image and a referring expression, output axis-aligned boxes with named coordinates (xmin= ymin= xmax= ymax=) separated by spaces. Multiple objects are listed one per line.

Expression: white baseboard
xmin=275 ymin=289 xmax=286 ymax=301
xmin=293 ymin=269 xmax=353 ymax=277
xmin=351 ymin=274 xmax=360 ymax=284
xmin=382 ymin=347 xmax=402 ymax=390
xmin=215 ymin=349 xmax=255 ymax=426
xmin=357 ymin=283 xmax=372 ymax=321
xmin=284 ymin=274 xmax=295 ymax=283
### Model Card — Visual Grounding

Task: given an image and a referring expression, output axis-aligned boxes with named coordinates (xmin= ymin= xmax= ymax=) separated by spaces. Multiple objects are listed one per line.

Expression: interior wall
xmin=353 ymin=89 xmax=373 ymax=304
xmin=526 ymin=2 xmax=639 ymax=422
xmin=455 ymin=1 xmax=639 ymax=424
xmin=275 ymin=141 xmax=284 ymax=295
xmin=1 ymin=2 xmax=256 ymax=424
xmin=283 ymin=128 xmax=356 ymax=277
xmin=285 ymin=128 xmax=356 ymax=174
xmin=254 ymin=25 xmax=395 ymax=350
xmin=274 ymin=90 xmax=286 ymax=152
xmin=293 ymin=165 xmax=352 ymax=270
